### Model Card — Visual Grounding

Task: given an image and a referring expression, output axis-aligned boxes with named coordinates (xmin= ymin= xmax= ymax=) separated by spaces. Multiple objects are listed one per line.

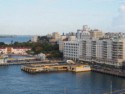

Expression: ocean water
xmin=0 ymin=65 xmax=125 ymax=94
xmin=0 ymin=36 xmax=32 ymax=44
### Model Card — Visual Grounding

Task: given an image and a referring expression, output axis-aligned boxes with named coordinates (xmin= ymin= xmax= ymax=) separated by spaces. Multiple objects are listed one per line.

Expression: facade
xmin=104 ymin=32 xmax=125 ymax=39
xmin=76 ymin=25 xmax=91 ymax=40
xmin=52 ymin=32 xmax=61 ymax=40
xmin=63 ymin=40 xmax=80 ymax=60
xmin=89 ymin=29 xmax=104 ymax=39
xmin=59 ymin=40 xmax=65 ymax=52
xmin=80 ymin=39 xmax=125 ymax=67
xmin=0 ymin=47 xmax=31 ymax=55
xmin=59 ymin=35 xmax=76 ymax=52
xmin=49 ymin=32 xmax=61 ymax=45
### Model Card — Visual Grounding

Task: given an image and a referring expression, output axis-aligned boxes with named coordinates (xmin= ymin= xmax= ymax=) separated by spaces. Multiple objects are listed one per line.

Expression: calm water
xmin=0 ymin=36 xmax=31 ymax=44
xmin=0 ymin=65 xmax=125 ymax=94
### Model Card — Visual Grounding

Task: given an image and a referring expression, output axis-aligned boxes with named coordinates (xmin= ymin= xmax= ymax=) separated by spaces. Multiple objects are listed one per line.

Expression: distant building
xmin=58 ymin=36 xmax=67 ymax=52
xmin=104 ymin=32 xmax=125 ymax=39
xmin=68 ymin=36 xmax=76 ymax=41
xmin=31 ymin=36 xmax=38 ymax=42
xmin=48 ymin=32 xmax=61 ymax=45
xmin=89 ymin=29 xmax=104 ymax=39
xmin=35 ymin=53 xmax=46 ymax=60
xmin=52 ymin=32 xmax=61 ymax=40
xmin=59 ymin=35 xmax=76 ymax=52
xmin=76 ymin=25 xmax=91 ymax=40
xmin=0 ymin=47 xmax=31 ymax=55
xmin=46 ymin=34 xmax=52 ymax=38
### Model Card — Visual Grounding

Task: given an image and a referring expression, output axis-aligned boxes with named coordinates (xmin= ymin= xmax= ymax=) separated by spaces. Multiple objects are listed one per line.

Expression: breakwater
xmin=91 ymin=65 xmax=125 ymax=78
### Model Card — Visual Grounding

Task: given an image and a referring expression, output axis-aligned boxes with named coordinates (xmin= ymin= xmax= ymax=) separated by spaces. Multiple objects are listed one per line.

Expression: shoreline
xmin=0 ymin=60 xmax=125 ymax=78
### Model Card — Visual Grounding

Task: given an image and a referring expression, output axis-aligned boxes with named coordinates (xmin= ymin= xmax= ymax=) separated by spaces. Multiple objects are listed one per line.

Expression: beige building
xmin=89 ymin=29 xmax=104 ymax=39
xmin=52 ymin=32 xmax=61 ymax=40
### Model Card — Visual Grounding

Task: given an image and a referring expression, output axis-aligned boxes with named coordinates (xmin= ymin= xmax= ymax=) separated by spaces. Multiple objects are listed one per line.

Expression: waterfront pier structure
xmin=21 ymin=63 xmax=91 ymax=73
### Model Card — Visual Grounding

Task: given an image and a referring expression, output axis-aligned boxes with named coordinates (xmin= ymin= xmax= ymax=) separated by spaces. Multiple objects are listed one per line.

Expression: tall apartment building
xmin=63 ymin=25 xmax=125 ymax=67
xmin=63 ymin=40 xmax=80 ymax=60
xmin=79 ymin=39 xmax=125 ymax=67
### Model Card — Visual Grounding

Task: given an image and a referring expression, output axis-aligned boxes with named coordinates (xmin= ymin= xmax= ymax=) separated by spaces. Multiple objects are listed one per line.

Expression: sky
xmin=0 ymin=0 xmax=125 ymax=35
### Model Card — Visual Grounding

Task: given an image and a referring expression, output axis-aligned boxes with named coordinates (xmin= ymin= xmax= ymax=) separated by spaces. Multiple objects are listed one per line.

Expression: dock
xmin=21 ymin=64 xmax=91 ymax=73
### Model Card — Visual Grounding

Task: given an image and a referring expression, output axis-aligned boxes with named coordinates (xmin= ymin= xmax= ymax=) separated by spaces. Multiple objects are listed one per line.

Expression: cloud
xmin=112 ymin=3 xmax=125 ymax=32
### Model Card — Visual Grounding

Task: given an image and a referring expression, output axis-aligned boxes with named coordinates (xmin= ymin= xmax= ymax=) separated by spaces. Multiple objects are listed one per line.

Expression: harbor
xmin=21 ymin=62 xmax=125 ymax=79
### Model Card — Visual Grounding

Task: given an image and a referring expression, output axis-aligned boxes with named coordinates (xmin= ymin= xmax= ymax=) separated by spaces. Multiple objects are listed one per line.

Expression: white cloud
xmin=120 ymin=3 xmax=125 ymax=12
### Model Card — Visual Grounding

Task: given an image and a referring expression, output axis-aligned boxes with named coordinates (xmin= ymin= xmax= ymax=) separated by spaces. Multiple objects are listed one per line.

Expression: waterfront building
xmin=79 ymin=38 xmax=125 ymax=67
xmin=0 ymin=47 xmax=31 ymax=55
xmin=63 ymin=25 xmax=125 ymax=67
xmin=64 ymin=38 xmax=125 ymax=67
xmin=63 ymin=40 xmax=80 ymax=60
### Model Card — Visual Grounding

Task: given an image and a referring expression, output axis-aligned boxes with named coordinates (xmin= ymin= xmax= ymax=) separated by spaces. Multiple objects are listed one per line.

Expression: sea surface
xmin=0 ymin=36 xmax=32 ymax=44
xmin=0 ymin=65 xmax=125 ymax=94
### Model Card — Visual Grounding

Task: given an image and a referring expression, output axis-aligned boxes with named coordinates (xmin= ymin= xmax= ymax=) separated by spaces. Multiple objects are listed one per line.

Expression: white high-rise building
xmin=63 ymin=40 xmax=80 ymax=60
xmin=63 ymin=25 xmax=125 ymax=67
xmin=79 ymin=39 xmax=125 ymax=67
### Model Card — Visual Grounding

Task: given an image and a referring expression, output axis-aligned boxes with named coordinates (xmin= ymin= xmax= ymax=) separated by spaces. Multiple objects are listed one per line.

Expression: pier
xmin=21 ymin=64 xmax=91 ymax=73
